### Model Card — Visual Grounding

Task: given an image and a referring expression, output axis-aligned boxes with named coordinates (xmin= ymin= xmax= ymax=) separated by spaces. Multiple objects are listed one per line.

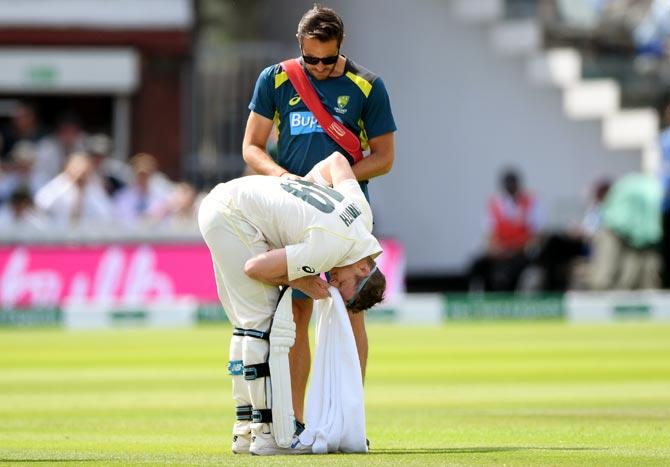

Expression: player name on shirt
xmin=339 ymin=202 xmax=362 ymax=227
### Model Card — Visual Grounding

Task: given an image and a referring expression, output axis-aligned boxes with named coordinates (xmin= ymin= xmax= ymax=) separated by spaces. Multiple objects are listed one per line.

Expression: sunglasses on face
xmin=301 ymin=51 xmax=339 ymax=66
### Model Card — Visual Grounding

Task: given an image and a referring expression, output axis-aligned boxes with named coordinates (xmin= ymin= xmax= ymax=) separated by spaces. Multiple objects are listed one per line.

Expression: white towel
xmin=298 ymin=286 xmax=368 ymax=454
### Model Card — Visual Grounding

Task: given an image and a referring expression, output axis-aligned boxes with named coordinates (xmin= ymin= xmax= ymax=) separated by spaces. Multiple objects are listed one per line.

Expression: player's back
xmin=209 ymin=175 xmax=372 ymax=249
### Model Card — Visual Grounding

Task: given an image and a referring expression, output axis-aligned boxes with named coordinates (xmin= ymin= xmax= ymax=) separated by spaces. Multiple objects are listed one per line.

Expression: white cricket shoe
xmin=232 ymin=433 xmax=251 ymax=454
xmin=249 ymin=431 xmax=312 ymax=456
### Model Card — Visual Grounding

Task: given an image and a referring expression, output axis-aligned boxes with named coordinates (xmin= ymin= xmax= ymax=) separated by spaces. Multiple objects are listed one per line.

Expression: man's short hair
xmin=296 ymin=4 xmax=345 ymax=46
xmin=348 ymin=259 xmax=386 ymax=313
xmin=500 ymin=168 xmax=521 ymax=196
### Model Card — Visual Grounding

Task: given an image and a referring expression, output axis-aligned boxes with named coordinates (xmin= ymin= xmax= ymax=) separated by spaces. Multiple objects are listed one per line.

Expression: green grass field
xmin=1 ymin=322 xmax=669 ymax=466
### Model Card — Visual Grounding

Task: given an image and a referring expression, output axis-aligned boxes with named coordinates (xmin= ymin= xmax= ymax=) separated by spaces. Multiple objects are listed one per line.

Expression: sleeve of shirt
xmin=248 ymin=65 xmax=276 ymax=120
xmin=362 ymin=76 xmax=397 ymax=140
xmin=334 ymin=179 xmax=374 ymax=232
xmin=285 ymin=230 xmax=349 ymax=281
xmin=335 ymin=179 xmax=366 ymax=201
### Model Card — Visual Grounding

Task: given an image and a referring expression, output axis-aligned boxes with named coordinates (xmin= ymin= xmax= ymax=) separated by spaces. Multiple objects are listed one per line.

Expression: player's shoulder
xmin=343 ymin=59 xmax=386 ymax=98
xmin=257 ymin=63 xmax=292 ymax=90
xmin=344 ymin=59 xmax=380 ymax=84
xmin=265 ymin=63 xmax=286 ymax=76
xmin=335 ymin=178 xmax=363 ymax=196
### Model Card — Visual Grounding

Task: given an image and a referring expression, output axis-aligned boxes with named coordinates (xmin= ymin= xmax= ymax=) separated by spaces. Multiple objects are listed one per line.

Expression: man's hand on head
xmin=289 ymin=275 xmax=331 ymax=300
xmin=280 ymin=172 xmax=302 ymax=181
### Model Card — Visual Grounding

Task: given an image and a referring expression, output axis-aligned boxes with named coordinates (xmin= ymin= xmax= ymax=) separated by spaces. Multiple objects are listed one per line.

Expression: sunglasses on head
xmin=346 ymin=265 xmax=378 ymax=308
xmin=301 ymin=52 xmax=339 ymax=66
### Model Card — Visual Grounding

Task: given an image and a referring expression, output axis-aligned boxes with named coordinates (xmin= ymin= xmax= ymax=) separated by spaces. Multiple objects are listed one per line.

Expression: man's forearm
xmin=243 ymin=144 xmax=286 ymax=176
xmin=351 ymin=150 xmax=394 ymax=180
xmin=351 ymin=132 xmax=395 ymax=180
xmin=251 ymin=274 xmax=319 ymax=292
xmin=257 ymin=274 xmax=290 ymax=286
xmin=247 ymin=270 xmax=331 ymax=300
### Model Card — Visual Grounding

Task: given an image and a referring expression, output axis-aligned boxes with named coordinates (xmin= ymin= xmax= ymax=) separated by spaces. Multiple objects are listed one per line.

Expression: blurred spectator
xmin=113 ymin=152 xmax=173 ymax=228
xmin=554 ymin=0 xmax=603 ymax=29
xmin=541 ymin=0 xmax=649 ymax=50
xmin=34 ymin=152 xmax=114 ymax=228
xmin=659 ymin=102 xmax=670 ymax=287
xmin=469 ymin=169 xmax=541 ymax=291
xmin=633 ymin=0 xmax=670 ymax=57
xmin=0 ymin=101 xmax=43 ymax=165
xmin=0 ymin=186 xmax=48 ymax=231
xmin=0 ymin=142 xmax=45 ymax=203
xmin=588 ymin=173 xmax=662 ymax=289
xmin=600 ymin=0 xmax=652 ymax=32
xmin=85 ymin=133 xmax=131 ymax=196
xmin=661 ymin=101 xmax=670 ymax=168
xmin=150 ymin=181 xmax=202 ymax=230
xmin=534 ymin=178 xmax=612 ymax=290
xmin=34 ymin=112 xmax=87 ymax=186
xmin=580 ymin=178 xmax=613 ymax=238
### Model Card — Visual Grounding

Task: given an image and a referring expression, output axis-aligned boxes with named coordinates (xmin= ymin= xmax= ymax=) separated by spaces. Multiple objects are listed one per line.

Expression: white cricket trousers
xmin=197 ymin=183 xmax=279 ymax=331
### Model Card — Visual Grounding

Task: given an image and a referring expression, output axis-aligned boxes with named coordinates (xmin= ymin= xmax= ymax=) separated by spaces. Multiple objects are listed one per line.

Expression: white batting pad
xmin=269 ymin=288 xmax=297 ymax=447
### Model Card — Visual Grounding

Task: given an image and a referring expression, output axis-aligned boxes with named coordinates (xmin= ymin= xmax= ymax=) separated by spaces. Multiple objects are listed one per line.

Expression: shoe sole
xmin=250 ymin=447 xmax=311 ymax=456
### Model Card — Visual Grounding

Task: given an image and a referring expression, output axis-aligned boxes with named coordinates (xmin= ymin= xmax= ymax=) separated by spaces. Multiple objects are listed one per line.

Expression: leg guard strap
xmin=252 ymin=409 xmax=273 ymax=424
xmin=243 ymin=362 xmax=270 ymax=380
xmin=233 ymin=327 xmax=270 ymax=340
xmin=295 ymin=420 xmax=305 ymax=436
xmin=236 ymin=405 xmax=252 ymax=421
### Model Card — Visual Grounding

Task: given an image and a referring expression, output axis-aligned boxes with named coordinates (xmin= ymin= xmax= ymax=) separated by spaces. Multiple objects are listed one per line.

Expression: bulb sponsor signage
xmin=0 ymin=240 xmax=405 ymax=308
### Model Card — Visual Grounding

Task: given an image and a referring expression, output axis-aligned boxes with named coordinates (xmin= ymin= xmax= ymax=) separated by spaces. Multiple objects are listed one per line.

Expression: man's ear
xmin=357 ymin=259 xmax=371 ymax=276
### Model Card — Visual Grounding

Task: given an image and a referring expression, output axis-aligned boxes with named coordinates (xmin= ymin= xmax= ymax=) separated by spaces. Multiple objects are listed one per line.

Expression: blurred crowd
xmin=465 ymin=0 xmax=670 ymax=292
xmin=469 ymin=167 xmax=666 ymax=292
xmin=542 ymin=0 xmax=670 ymax=59
xmin=0 ymin=102 xmax=202 ymax=235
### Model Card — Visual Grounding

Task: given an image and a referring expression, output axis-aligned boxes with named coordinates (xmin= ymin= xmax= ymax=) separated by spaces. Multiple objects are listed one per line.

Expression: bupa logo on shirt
xmin=289 ymin=111 xmax=323 ymax=135
xmin=289 ymin=111 xmax=344 ymax=135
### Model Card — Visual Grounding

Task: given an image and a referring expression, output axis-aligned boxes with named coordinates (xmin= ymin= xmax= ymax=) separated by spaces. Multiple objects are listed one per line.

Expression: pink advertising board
xmin=0 ymin=240 xmax=405 ymax=308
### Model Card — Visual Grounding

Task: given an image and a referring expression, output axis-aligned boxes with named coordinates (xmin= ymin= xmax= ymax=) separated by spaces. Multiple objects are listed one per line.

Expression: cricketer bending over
xmin=197 ymin=151 xmax=386 ymax=455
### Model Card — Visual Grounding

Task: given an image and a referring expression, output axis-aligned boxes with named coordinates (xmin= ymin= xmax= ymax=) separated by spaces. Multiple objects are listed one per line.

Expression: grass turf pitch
xmin=1 ymin=322 xmax=669 ymax=465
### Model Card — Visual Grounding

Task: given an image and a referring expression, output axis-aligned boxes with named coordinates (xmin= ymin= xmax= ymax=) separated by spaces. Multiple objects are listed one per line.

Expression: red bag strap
xmin=281 ymin=58 xmax=364 ymax=163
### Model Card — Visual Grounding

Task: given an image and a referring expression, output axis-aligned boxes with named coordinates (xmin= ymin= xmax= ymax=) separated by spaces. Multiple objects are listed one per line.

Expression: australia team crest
xmin=335 ymin=95 xmax=350 ymax=114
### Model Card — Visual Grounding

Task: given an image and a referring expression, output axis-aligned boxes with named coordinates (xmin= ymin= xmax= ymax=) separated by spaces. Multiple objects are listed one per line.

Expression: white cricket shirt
xmin=208 ymin=175 xmax=382 ymax=281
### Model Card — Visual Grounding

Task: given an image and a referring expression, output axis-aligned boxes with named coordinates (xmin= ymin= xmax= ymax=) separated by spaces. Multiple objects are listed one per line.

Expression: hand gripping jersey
xmin=207 ymin=175 xmax=382 ymax=280
xmin=249 ymin=59 xmax=397 ymax=182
